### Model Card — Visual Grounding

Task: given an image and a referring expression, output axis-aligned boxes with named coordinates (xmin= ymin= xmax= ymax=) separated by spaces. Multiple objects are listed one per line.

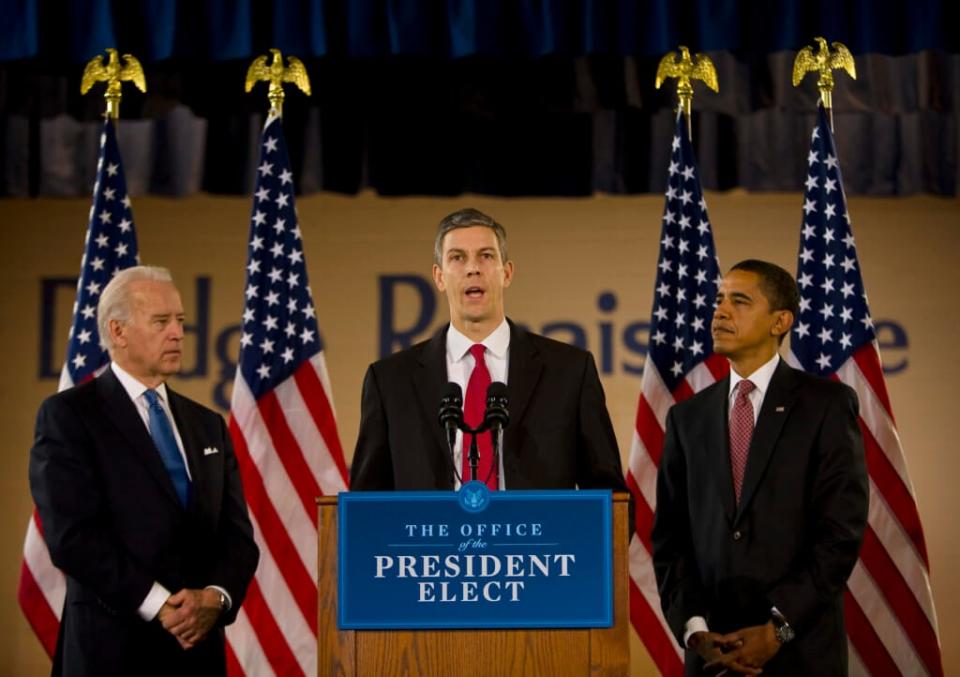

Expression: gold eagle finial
xmin=655 ymin=46 xmax=719 ymax=121
xmin=80 ymin=48 xmax=146 ymax=119
xmin=245 ymin=49 xmax=311 ymax=116
xmin=792 ymin=37 xmax=856 ymax=111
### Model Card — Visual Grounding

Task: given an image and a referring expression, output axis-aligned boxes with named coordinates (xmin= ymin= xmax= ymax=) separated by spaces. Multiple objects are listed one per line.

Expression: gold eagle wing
xmin=245 ymin=55 xmax=271 ymax=93
xmin=282 ymin=56 xmax=311 ymax=96
xmin=829 ymin=42 xmax=856 ymax=80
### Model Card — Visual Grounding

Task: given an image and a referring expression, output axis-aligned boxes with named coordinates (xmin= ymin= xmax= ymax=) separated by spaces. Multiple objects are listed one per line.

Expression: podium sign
xmin=338 ymin=484 xmax=613 ymax=630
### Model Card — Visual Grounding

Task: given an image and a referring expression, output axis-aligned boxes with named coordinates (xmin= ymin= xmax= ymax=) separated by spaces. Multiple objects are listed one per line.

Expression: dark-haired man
xmin=652 ymin=260 xmax=868 ymax=675
xmin=350 ymin=208 xmax=626 ymax=494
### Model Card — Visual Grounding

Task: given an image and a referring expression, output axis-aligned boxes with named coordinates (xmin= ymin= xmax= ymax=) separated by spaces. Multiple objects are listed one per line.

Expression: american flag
xmin=626 ymin=111 xmax=727 ymax=676
xmin=225 ymin=114 xmax=349 ymax=676
xmin=788 ymin=105 xmax=943 ymax=677
xmin=18 ymin=118 xmax=140 ymax=657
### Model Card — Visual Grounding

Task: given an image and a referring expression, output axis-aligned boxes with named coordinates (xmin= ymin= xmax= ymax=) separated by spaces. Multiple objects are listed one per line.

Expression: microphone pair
xmin=439 ymin=382 xmax=509 ymax=436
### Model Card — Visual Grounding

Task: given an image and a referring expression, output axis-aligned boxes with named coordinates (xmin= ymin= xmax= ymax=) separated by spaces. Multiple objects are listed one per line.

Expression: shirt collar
xmin=446 ymin=318 xmax=511 ymax=362
xmin=110 ymin=361 xmax=170 ymax=404
xmin=728 ymin=352 xmax=780 ymax=398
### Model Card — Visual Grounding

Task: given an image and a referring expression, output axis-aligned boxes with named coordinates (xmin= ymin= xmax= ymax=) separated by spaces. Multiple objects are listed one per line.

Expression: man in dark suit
xmin=29 ymin=266 xmax=259 ymax=677
xmin=350 ymin=208 xmax=626 ymax=492
xmin=652 ymin=259 xmax=868 ymax=676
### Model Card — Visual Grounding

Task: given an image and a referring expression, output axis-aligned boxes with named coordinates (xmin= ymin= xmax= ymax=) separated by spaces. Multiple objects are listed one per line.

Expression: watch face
xmin=776 ymin=624 xmax=795 ymax=643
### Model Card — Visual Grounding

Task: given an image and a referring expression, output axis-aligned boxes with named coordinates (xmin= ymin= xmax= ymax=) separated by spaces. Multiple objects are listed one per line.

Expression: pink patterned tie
xmin=462 ymin=344 xmax=497 ymax=489
xmin=729 ymin=379 xmax=756 ymax=504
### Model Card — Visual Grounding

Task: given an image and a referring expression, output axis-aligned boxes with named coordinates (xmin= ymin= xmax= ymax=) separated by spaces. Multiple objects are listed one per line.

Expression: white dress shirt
xmin=683 ymin=353 xmax=781 ymax=646
xmin=445 ymin=319 xmax=510 ymax=489
xmin=109 ymin=363 xmax=231 ymax=621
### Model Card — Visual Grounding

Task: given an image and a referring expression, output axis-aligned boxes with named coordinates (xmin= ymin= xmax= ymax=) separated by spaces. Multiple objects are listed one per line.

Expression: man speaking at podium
xmin=652 ymin=260 xmax=868 ymax=675
xmin=350 ymin=208 xmax=626 ymax=493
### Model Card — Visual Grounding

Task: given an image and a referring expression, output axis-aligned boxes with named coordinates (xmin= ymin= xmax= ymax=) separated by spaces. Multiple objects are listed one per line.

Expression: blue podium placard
xmin=338 ymin=484 xmax=612 ymax=629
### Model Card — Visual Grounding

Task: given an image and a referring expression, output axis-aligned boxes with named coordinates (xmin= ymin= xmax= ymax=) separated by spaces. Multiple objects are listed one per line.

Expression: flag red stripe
xmin=229 ymin=419 xmax=318 ymax=634
xmin=292 ymin=362 xmax=349 ymax=483
xmin=625 ymin=472 xmax=655 ymax=553
xmin=239 ymin=578 xmax=305 ymax=677
xmin=859 ymin=526 xmax=943 ymax=676
xmin=634 ymin=396 xmax=664 ymax=466
xmin=672 ymin=379 xmax=694 ymax=404
xmin=844 ymin=589 xmax=901 ymax=676
xmin=852 ymin=345 xmax=895 ymax=422
xmin=225 ymin=636 xmax=242 ymax=677
xmin=703 ymin=353 xmax=729 ymax=381
xmin=860 ymin=420 xmax=930 ymax=566
xmin=256 ymin=390 xmax=321 ymax=527
xmin=629 ymin=577 xmax=683 ymax=677
xmin=17 ymin=562 xmax=58 ymax=658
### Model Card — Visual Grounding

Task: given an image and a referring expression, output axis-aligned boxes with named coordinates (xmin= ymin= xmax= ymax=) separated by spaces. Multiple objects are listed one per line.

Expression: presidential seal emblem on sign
xmin=458 ymin=480 xmax=491 ymax=513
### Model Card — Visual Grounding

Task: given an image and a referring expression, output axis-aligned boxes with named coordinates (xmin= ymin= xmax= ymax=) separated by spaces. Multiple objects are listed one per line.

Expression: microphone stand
xmin=467 ymin=431 xmax=480 ymax=483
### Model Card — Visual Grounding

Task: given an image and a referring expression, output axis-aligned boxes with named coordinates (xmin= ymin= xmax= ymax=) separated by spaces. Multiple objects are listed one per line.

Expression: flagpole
xmin=791 ymin=37 xmax=856 ymax=133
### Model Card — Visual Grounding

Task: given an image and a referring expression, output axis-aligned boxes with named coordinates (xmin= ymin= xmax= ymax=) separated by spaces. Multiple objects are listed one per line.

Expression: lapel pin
xmin=203 ymin=446 xmax=220 ymax=456
xmin=775 ymin=406 xmax=785 ymax=413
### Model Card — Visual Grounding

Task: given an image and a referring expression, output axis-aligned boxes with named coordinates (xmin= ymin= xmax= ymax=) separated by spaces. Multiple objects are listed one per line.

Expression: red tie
xmin=462 ymin=344 xmax=497 ymax=489
xmin=729 ymin=379 xmax=756 ymax=504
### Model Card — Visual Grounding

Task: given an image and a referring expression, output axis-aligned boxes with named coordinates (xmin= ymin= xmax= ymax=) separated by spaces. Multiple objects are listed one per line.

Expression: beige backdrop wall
xmin=2 ymin=192 xmax=957 ymax=675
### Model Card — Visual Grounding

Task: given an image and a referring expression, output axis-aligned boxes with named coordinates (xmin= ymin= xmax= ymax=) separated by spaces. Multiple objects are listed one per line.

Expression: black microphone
xmin=439 ymin=383 xmax=464 ymax=482
xmin=439 ymin=382 xmax=464 ymax=436
xmin=484 ymin=382 xmax=509 ymax=433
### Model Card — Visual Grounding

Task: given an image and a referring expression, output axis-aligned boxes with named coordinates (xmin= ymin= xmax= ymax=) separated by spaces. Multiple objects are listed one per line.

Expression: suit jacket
xmin=651 ymin=359 xmax=868 ymax=676
xmin=29 ymin=368 xmax=259 ymax=677
xmin=350 ymin=320 xmax=626 ymax=492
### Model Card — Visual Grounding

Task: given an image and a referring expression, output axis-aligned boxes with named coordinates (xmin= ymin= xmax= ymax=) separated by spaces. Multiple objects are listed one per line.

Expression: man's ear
xmin=502 ymin=260 xmax=514 ymax=288
xmin=771 ymin=310 xmax=794 ymax=339
xmin=108 ymin=318 xmax=126 ymax=349
xmin=432 ymin=263 xmax=445 ymax=292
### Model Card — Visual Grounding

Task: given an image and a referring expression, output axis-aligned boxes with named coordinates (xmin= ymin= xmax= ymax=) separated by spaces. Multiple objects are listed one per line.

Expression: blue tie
xmin=143 ymin=389 xmax=191 ymax=507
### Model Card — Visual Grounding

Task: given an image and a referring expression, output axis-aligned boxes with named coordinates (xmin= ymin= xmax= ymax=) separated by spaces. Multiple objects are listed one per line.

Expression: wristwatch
xmin=216 ymin=590 xmax=227 ymax=611
xmin=770 ymin=606 xmax=795 ymax=644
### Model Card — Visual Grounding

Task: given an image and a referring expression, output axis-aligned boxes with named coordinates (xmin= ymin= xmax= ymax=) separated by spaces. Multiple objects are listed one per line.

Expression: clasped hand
xmin=690 ymin=621 xmax=781 ymax=675
xmin=157 ymin=588 xmax=222 ymax=649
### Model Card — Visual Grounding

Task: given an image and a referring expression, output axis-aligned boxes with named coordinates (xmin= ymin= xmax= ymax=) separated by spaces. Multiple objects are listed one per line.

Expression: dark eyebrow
xmin=715 ymin=290 xmax=753 ymax=302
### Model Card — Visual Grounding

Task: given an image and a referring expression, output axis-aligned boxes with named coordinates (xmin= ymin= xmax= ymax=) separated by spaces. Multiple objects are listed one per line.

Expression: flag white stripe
xmin=640 ymin=360 xmax=674 ymax=428
xmin=684 ymin=359 xmax=719 ymax=394
xmin=837 ymin=353 xmax=914 ymax=491
xmin=628 ymin=433 xmax=658 ymax=511
xmin=23 ymin=516 xmax=64 ymax=619
xmin=847 ymin=562 xmax=928 ymax=676
xmin=232 ymin=373 xmax=317 ymax=577
xmin=246 ymin=509 xmax=316 ymax=676
xmin=310 ymin=352 xmax=338 ymax=421
xmin=628 ymin=535 xmax=683 ymax=660
xmin=867 ymin=478 xmax=939 ymax=627
xmin=847 ymin=639 xmax=868 ymax=677
xmin=273 ymin=367 xmax=346 ymax=496
xmin=226 ymin=606 xmax=275 ymax=677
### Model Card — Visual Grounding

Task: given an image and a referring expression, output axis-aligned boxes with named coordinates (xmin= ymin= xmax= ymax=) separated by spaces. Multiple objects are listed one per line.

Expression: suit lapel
xmin=735 ymin=359 xmax=797 ymax=522
xmin=96 ymin=368 xmax=182 ymax=508
xmin=704 ymin=377 xmax=737 ymax=523
xmin=414 ymin=328 xmax=456 ymax=486
xmin=503 ymin=321 xmax=543 ymax=473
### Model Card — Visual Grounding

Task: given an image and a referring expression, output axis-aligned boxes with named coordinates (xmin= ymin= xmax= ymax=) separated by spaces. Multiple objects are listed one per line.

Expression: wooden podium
xmin=317 ymin=492 xmax=630 ymax=676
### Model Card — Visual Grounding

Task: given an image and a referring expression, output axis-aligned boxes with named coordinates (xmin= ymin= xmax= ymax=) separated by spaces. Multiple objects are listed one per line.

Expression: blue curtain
xmin=1 ymin=0 xmax=956 ymax=63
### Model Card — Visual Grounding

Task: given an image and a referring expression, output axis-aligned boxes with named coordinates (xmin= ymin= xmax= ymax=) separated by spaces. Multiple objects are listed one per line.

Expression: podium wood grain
xmin=318 ymin=493 xmax=630 ymax=676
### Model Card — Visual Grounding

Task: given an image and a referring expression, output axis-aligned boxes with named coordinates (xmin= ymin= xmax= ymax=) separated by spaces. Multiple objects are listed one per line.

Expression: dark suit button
xmin=732 ymin=530 xmax=742 ymax=541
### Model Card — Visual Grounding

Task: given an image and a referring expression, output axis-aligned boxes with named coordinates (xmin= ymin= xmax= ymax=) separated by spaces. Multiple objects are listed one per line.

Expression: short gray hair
xmin=97 ymin=265 xmax=174 ymax=351
xmin=433 ymin=208 xmax=508 ymax=265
